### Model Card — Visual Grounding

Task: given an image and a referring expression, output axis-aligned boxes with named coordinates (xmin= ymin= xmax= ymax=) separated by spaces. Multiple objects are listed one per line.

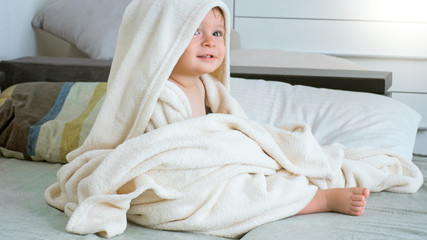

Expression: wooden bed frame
xmin=230 ymin=66 xmax=391 ymax=95
xmin=0 ymin=56 xmax=392 ymax=95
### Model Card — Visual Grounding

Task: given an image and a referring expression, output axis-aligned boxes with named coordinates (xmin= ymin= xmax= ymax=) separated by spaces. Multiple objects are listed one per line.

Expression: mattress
xmin=1 ymin=155 xmax=426 ymax=239
xmin=0 ymin=56 xmax=425 ymax=239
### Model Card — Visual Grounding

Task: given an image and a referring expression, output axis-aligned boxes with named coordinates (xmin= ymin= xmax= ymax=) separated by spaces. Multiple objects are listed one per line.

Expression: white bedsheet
xmin=1 ymin=155 xmax=426 ymax=239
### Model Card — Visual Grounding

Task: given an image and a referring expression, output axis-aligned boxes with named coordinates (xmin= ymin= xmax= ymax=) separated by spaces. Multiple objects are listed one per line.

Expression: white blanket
xmin=45 ymin=0 xmax=423 ymax=238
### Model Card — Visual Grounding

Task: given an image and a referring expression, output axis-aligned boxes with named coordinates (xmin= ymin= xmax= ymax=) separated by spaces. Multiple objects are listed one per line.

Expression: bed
xmin=1 ymin=0 xmax=426 ymax=239
xmin=0 ymin=56 xmax=426 ymax=240
xmin=1 ymin=151 xmax=426 ymax=240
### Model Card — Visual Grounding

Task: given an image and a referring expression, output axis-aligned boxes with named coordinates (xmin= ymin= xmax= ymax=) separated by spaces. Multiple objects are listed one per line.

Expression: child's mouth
xmin=199 ymin=54 xmax=215 ymax=59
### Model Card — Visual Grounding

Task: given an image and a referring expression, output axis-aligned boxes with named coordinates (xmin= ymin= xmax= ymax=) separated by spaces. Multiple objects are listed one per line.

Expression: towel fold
xmin=45 ymin=113 xmax=422 ymax=238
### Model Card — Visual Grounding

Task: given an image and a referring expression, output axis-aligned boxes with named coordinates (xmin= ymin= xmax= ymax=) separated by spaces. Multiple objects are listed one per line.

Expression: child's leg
xmin=297 ymin=187 xmax=370 ymax=216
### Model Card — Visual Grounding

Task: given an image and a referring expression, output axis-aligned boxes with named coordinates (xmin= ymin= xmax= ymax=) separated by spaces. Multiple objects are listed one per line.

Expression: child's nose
xmin=202 ymin=35 xmax=216 ymax=48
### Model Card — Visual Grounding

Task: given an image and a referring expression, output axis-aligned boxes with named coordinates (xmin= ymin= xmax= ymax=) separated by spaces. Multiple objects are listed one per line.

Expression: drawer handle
xmin=419 ymin=125 xmax=427 ymax=131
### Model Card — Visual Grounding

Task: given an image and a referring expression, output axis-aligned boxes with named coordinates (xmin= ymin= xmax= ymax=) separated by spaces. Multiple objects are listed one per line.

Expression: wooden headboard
xmin=230 ymin=66 xmax=391 ymax=95
xmin=0 ymin=56 xmax=391 ymax=95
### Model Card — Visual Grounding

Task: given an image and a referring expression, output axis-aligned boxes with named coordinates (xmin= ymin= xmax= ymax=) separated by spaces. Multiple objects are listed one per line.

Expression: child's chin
xmin=204 ymin=65 xmax=223 ymax=74
xmin=198 ymin=68 xmax=219 ymax=75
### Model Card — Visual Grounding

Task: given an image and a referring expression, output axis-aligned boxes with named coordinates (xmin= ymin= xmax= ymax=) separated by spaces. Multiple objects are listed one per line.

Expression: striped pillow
xmin=0 ymin=82 xmax=106 ymax=163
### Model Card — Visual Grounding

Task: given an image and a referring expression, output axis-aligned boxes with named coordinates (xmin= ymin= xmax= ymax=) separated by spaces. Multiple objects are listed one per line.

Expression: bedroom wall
xmin=0 ymin=0 xmax=74 ymax=61
xmin=233 ymin=0 xmax=427 ymax=93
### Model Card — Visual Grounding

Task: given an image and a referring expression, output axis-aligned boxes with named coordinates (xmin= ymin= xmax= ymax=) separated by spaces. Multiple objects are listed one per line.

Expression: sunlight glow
xmin=373 ymin=0 xmax=427 ymax=22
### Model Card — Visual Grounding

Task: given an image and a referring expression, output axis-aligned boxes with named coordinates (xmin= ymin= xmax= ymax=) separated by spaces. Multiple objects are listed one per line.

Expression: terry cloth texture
xmin=45 ymin=0 xmax=423 ymax=238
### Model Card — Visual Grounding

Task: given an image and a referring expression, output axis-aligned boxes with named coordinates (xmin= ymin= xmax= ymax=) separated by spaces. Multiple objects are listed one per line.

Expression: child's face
xmin=172 ymin=8 xmax=225 ymax=78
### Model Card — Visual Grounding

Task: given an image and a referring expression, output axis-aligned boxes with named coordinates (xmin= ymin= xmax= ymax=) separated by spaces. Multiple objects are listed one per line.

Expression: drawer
xmin=392 ymin=92 xmax=427 ymax=155
xmin=235 ymin=0 xmax=427 ymax=23
xmin=234 ymin=18 xmax=427 ymax=59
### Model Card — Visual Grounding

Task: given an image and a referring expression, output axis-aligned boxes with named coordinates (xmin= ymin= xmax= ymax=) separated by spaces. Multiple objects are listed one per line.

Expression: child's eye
xmin=213 ymin=31 xmax=222 ymax=37
xmin=194 ymin=29 xmax=200 ymax=35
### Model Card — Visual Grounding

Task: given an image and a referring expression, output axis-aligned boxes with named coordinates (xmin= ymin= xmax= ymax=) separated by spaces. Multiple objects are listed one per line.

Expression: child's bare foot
xmin=324 ymin=187 xmax=370 ymax=216
xmin=297 ymin=187 xmax=370 ymax=216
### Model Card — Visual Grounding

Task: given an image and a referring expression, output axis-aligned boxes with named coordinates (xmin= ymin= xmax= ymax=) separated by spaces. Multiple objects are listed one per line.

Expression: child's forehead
xmin=202 ymin=7 xmax=225 ymax=27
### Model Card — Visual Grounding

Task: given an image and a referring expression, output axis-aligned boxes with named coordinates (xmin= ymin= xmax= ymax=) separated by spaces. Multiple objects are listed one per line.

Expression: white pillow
xmin=32 ymin=0 xmax=132 ymax=60
xmin=230 ymin=77 xmax=421 ymax=161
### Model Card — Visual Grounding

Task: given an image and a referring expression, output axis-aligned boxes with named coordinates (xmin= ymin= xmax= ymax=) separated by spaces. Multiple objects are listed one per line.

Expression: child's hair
xmin=211 ymin=7 xmax=225 ymax=38
xmin=212 ymin=7 xmax=223 ymax=18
